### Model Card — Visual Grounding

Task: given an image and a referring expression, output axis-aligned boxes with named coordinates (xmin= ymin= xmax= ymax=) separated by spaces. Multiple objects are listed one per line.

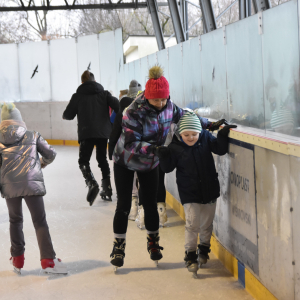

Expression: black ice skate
xmin=100 ymin=177 xmax=112 ymax=201
xmin=147 ymin=233 xmax=164 ymax=266
xmin=197 ymin=244 xmax=211 ymax=267
xmin=80 ymin=165 xmax=100 ymax=206
xmin=110 ymin=238 xmax=126 ymax=272
xmin=184 ymin=251 xmax=199 ymax=279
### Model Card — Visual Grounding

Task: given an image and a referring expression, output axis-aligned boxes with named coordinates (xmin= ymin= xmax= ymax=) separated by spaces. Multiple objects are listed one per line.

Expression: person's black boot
xmin=147 ymin=233 xmax=164 ymax=265
xmin=197 ymin=244 xmax=211 ymax=267
xmin=110 ymin=238 xmax=126 ymax=271
xmin=79 ymin=165 xmax=99 ymax=206
xmin=100 ymin=176 xmax=112 ymax=201
xmin=184 ymin=251 xmax=198 ymax=271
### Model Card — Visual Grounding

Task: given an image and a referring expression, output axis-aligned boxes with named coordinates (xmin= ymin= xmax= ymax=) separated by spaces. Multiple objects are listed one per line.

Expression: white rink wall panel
xmin=255 ymin=147 xmax=294 ymax=300
xmin=261 ymin=0 xmax=300 ymax=136
xmin=77 ymin=35 xmax=101 ymax=86
xmin=200 ymin=28 xmax=228 ymax=120
xmin=182 ymin=38 xmax=203 ymax=110
xmin=16 ymin=102 xmax=52 ymax=139
xmin=0 ymin=44 xmax=20 ymax=102
xmin=99 ymin=31 xmax=117 ymax=95
xmin=50 ymin=38 xmax=79 ymax=101
xmin=290 ymin=156 xmax=300 ymax=300
xmin=50 ymin=102 xmax=78 ymax=140
xmin=225 ymin=15 xmax=264 ymax=128
xmin=18 ymin=41 xmax=52 ymax=101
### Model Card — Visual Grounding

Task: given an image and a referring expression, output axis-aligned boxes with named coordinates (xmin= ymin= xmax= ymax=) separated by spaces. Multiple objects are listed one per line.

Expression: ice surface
xmin=0 ymin=146 xmax=253 ymax=300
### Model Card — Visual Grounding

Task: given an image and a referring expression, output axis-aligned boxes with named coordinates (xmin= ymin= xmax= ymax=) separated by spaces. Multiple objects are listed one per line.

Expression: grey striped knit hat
xmin=178 ymin=111 xmax=202 ymax=134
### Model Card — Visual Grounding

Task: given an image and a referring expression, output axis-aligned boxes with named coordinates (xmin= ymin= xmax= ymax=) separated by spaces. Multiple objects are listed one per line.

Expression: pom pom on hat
xmin=145 ymin=65 xmax=169 ymax=99
xmin=178 ymin=111 xmax=202 ymax=135
xmin=1 ymin=102 xmax=23 ymax=122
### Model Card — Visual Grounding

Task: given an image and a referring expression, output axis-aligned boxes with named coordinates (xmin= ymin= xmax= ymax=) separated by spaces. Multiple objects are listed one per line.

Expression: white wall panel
xmin=99 ymin=31 xmax=117 ymax=94
xmin=16 ymin=102 xmax=52 ymax=139
xmin=77 ymin=35 xmax=101 ymax=86
xmin=255 ymin=147 xmax=294 ymax=300
xmin=50 ymin=39 xmax=79 ymax=101
xmin=0 ymin=44 xmax=20 ymax=102
xmin=226 ymin=15 xmax=264 ymax=128
xmin=183 ymin=38 xmax=202 ymax=110
xmin=51 ymin=102 xmax=78 ymax=140
xmin=18 ymin=41 xmax=51 ymax=101
xmin=201 ymin=28 xmax=228 ymax=120
xmin=168 ymin=44 xmax=184 ymax=107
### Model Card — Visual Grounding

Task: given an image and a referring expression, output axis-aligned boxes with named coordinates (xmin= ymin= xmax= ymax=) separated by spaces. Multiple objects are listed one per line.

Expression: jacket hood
xmin=0 ymin=120 xmax=27 ymax=145
xmin=120 ymin=97 xmax=134 ymax=113
xmin=76 ymin=81 xmax=104 ymax=95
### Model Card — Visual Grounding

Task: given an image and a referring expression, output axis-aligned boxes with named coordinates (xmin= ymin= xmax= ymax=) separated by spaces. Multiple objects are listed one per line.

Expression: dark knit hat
xmin=145 ymin=65 xmax=169 ymax=99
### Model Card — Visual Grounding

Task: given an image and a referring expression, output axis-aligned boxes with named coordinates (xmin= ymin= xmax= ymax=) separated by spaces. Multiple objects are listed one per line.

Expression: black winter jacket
xmin=108 ymin=96 xmax=134 ymax=160
xmin=159 ymin=130 xmax=228 ymax=205
xmin=63 ymin=81 xmax=119 ymax=142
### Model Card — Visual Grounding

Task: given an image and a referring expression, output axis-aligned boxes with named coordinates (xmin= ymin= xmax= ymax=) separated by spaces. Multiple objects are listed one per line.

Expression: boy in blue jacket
xmin=157 ymin=111 xmax=236 ymax=278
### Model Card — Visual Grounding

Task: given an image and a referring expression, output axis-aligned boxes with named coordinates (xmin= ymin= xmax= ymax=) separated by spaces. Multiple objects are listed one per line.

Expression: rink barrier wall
xmin=165 ymin=191 xmax=277 ymax=300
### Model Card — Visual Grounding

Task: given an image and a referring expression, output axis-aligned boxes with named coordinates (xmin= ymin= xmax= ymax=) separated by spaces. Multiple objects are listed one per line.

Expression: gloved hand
xmin=218 ymin=125 xmax=237 ymax=136
xmin=154 ymin=146 xmax=171 ymax=158
xmin=40 ymin=157 xmax=48 ymax=169
xmin=208 ymin=119 xmax=227 ymax=131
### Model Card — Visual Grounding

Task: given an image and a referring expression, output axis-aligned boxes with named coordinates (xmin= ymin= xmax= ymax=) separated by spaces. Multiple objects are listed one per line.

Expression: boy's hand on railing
xmin=218 ymin=125 xmax=237 ymax=136
xmin=208 ymin=119 xmax=227 ymax=131
xmin=154 ymin=146 xmax=171 ymax=158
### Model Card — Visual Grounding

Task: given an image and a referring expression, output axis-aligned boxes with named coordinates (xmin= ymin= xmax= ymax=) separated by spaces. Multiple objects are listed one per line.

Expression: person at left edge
xmin=63 ymin=70 xmax=119 ymax=205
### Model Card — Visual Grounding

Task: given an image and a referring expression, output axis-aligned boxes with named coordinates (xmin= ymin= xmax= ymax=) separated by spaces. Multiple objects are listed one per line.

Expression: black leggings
xmin=78 ymin=138 xmax=110 ymax=179
xmin=138 ymin=164 xmax=166 ymax=205
xmin=113 ymin=163 xmax=159 ymax=234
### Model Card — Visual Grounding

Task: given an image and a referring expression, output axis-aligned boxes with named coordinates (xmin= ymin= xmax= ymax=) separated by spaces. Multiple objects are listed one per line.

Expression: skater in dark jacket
xmin=157 ymin=111 xmax=236 ymax=277
xmin=63 ymin=71 xmax=119 ymax=205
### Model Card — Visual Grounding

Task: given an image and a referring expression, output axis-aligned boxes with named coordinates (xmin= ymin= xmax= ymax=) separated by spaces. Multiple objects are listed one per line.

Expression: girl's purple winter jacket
xmin=112 ymin=92 xmax=208 ymax=172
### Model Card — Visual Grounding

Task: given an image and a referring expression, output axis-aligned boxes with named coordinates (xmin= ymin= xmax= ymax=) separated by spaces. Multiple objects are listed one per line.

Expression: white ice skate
xmin=128 ymin=195 xmax=138 ymax=221
xmin=10 ymin=255 xmax=24 ymax=275
xmin=42 ymin=258 xmax=68 ymax=274
xmin=135 ymin=205 xmax=145 ymax=229
xmin=157 ymin=203 xmax=168 ymax=227
xmin=10 ymin=258 xmax=21 ymax=275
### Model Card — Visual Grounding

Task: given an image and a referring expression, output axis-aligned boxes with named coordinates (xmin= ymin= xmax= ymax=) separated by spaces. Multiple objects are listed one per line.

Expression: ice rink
xmin=0 ymin=146 xmax=253 ymax=300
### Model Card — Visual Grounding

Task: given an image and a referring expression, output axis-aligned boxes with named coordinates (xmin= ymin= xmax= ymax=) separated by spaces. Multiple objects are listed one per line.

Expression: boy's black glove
xmin=208 ymin=119 xmax=227 ymax=131
xmin=154 ymin=146 xmax=171 ymax=158
xmin=218 ymin=125 xmax=237 ymax=136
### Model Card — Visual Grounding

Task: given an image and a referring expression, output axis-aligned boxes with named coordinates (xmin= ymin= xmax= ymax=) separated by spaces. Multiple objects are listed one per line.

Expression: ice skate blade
xmin=192 ymin=272 xmax=198 ymax=279
xmin=43 ymin=268 xmax=68 ymax=275
xmin=13 ymin=267 xmax=21 ymax=275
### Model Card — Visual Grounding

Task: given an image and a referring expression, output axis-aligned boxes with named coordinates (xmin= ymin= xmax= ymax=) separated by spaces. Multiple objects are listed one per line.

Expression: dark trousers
xmin=6 ymin=196 xmax=56 ymax=260
xmin=138 ymin=164 xmax=166 ymax=205
xmin=78 ymin=138 xmax=110 ymax=179
xmin=157 ymin=165 xmax=166 ymax=203
xmin=113 ymin=163 xmax=159 ymax=234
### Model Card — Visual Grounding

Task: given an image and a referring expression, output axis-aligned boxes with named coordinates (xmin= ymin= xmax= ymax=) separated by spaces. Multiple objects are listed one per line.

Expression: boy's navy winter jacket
xmin=159 ymin=130 xmax=228 ymax=205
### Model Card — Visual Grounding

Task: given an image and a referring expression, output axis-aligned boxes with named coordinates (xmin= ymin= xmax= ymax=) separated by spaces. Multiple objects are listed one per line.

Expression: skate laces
xmin=110 ymin=240 xmax=126 ymax=258
xmin=147 ymin=236 xmax=164 ymax=253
